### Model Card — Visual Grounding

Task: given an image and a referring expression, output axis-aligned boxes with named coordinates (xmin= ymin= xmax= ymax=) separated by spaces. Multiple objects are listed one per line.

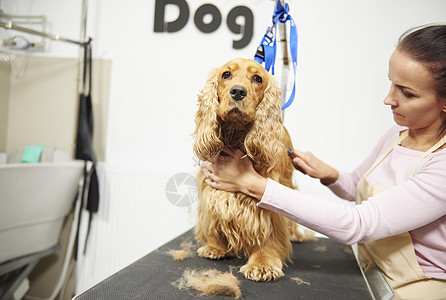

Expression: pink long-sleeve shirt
xmin=258 ymin=125 xmax=446 ymax=280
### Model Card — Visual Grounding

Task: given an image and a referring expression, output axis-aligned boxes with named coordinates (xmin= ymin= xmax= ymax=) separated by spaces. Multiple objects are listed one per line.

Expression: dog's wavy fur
xmin=193 ymin=58 xmax=303 ymax=281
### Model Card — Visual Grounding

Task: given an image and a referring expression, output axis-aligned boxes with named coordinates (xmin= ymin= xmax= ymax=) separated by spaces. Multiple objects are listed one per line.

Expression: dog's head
xmin=215 ymin=58 xmax=270 ymax=130
xmin=193 ymin=58 xmax=284 ymax=167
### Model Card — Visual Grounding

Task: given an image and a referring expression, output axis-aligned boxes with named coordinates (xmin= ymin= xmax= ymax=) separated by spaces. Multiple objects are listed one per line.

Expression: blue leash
xmin=254 ymin=1 xmax=298 ymax=110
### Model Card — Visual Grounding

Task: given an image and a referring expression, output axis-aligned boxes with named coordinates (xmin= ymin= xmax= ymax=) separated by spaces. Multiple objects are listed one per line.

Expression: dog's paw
xmin=290 ymin=228 xmax=319 ymax=242
xmin=240 ymin=263 xmax=285 ymax=281
xmin=289 ymin=228 xmax=305 ymax=242
xmin=288 ymin=222 xmax=306 ymax=242
xmin=197 ymin=245 xmax=229 ymax=260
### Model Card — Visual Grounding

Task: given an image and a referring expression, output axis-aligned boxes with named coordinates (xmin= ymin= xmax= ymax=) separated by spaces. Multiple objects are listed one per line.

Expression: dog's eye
xmin=252 ymin=75 xmax=262 ymax=84
xmin=222 ymin=71 xmax=232 ymax=80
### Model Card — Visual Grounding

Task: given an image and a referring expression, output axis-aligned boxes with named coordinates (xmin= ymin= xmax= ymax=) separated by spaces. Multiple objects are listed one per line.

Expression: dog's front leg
xmin=240 ymin=245 xmax=285 ymax=281
xmin=197 ymin=234 xmax=231 ymax=260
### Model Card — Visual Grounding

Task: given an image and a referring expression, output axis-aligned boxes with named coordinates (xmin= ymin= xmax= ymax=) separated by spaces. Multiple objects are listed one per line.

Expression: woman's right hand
xmin=290 ymin=150 xmax=339 ymax=185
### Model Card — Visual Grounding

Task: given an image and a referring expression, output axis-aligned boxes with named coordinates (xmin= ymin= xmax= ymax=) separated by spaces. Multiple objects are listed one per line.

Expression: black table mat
xmin=75 ymin=228 xmax=372 ymax=299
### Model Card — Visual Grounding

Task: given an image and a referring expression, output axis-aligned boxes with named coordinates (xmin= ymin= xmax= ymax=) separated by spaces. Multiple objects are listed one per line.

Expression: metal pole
xmin=0 ymin=20 xmax=86 ymax=46
xmin=79 ymin=0 xmax=89 ymax=96
xmin=276 ymin=0 xmax=289 ymax=119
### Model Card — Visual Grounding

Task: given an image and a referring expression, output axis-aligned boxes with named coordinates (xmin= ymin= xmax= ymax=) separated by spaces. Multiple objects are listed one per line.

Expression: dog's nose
xmin=230 ymin=85 xmax=247 ymax=101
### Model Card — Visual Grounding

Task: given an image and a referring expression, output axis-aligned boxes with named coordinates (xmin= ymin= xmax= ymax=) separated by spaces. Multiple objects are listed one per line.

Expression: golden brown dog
xmin=193 ymin=58 xmax=304 ymax=281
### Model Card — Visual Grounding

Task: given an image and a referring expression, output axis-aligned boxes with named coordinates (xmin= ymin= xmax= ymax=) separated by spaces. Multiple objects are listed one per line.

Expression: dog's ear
xmin=244 ymin=76 xmax=286 ymax=172
xmin=193 ymin=67 xmax=224 ymax=161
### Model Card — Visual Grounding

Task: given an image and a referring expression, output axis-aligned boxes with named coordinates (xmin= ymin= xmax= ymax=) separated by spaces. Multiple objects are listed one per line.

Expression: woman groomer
xmin=201 ymin=24 xmax=446 ymax=299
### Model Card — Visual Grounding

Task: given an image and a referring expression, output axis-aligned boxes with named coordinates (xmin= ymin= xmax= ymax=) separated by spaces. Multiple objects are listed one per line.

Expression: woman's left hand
xmin=201 ymin=147 xmax=267 ymax=200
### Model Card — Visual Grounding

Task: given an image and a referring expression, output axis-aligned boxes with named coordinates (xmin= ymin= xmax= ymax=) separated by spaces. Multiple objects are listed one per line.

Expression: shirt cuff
xmin=256 ymin=178 xmax=299 ymax=223
xmin=258 ymin=178 xmax=275 ymax=207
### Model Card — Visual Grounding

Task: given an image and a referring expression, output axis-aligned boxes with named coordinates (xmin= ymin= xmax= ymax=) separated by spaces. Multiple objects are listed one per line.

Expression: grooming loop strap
xmin=254 ymin=1 xmax=298 ymax=110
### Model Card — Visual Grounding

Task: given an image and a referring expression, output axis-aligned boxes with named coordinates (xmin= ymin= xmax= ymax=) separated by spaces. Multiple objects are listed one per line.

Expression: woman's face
xmin=384 ymin=50 xmax=446 ymax=133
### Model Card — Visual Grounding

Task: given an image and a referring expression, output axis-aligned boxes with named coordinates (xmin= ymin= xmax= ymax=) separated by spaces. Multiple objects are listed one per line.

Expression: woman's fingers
xmin=201 ymin=161 xmax=218 ymax=180
xmin=205 ymin=177 xmax=218 ymax=189
xmin=292 ymin=157 xmax=310 ymax=174
xmin=293 ymin=149 xmax=306 ymax=158
xmin=292 ymin=150 xmax=320 ymax=177
xmin=201 ymin=161 xmax=212 ymax=172
xmin=294 ymin=150 xmax=314 ymax=165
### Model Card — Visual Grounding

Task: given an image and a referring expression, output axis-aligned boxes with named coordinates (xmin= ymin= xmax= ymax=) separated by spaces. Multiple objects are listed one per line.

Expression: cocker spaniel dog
xmin=193 ymin=58 xmax=304 ymax=281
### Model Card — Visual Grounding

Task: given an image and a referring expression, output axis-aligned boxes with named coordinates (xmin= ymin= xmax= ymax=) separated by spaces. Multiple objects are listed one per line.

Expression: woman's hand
xmin=201 ymin=147 xmax=267 ymax=201
xmin=290 ymin=150 xmax=339 ymax=185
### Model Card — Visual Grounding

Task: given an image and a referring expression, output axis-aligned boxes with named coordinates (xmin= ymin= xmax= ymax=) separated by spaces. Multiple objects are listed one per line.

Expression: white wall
xmin=1 ymin=0 xmax=445 ymax=295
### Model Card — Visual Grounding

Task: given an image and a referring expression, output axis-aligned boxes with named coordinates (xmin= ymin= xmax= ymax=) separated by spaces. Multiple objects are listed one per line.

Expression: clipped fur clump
xmin=291 ymin=276 xmax=311 ymax=286
xmin=166 ymin=240 xmax=196 ymax=261
xmin=167 ymin=249 xmax=189 ymax=261
xmin=173 ymin=268 xmax=241 ymax=299
xmin=314 ymin=245 xmax=327 ymax=253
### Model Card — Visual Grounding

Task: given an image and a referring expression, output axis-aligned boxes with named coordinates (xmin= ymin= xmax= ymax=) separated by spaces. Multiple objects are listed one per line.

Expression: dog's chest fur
xmin=218 ymin=111 xmax=253 ymax=150
xmin=204 ymin=186 xmax=270 ymax=253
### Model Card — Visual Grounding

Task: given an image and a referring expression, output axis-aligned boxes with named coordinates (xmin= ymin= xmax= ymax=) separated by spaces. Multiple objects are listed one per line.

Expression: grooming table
xmin=75 ymin=228 xmax=374 ymax=299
